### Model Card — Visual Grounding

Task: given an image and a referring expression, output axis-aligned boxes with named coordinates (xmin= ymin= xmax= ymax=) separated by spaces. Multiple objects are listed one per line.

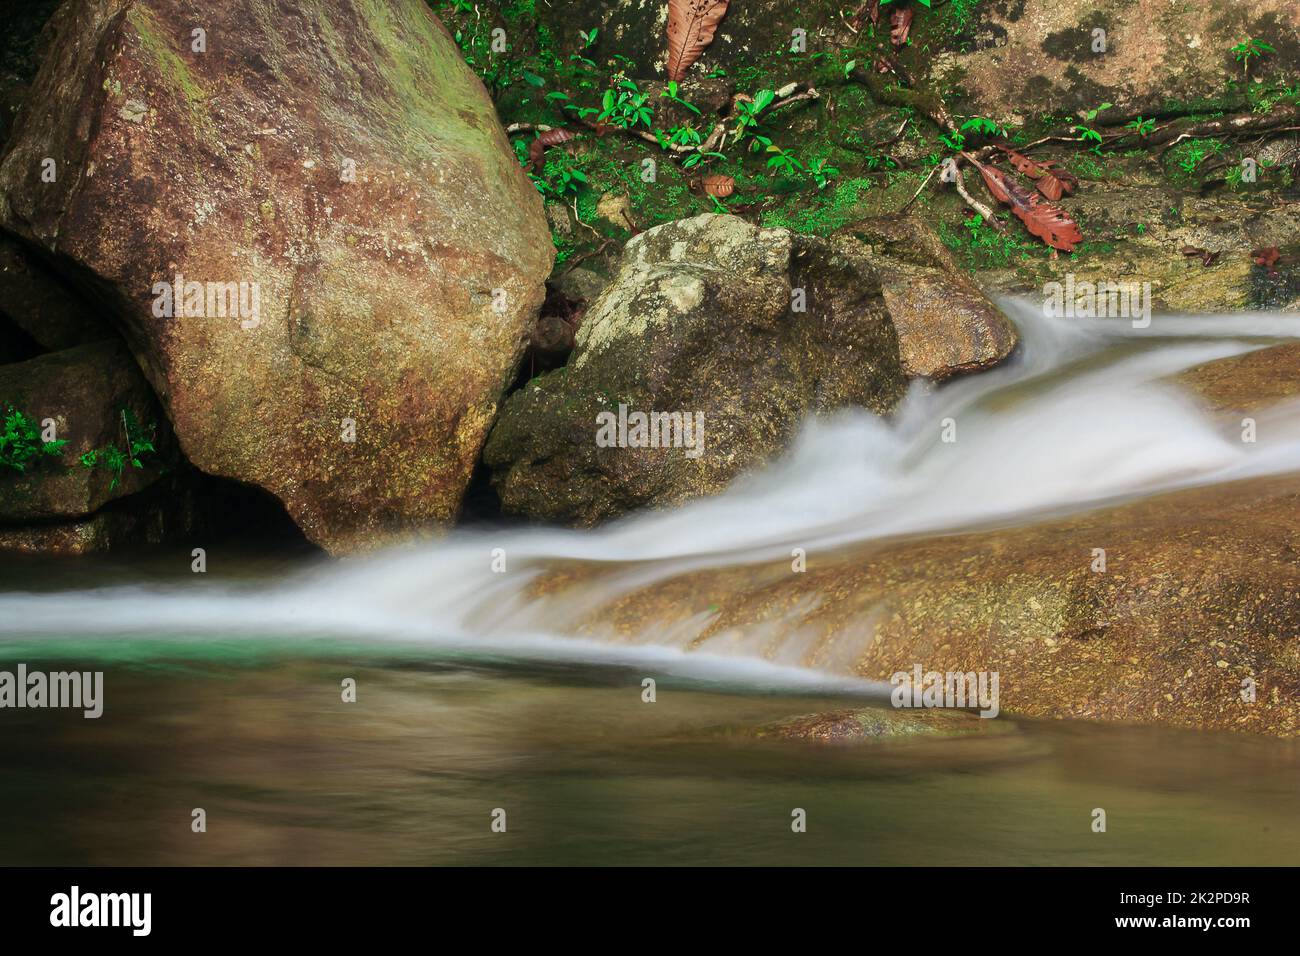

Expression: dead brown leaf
xmin=666 ymin=0 xmax=730 ymax=82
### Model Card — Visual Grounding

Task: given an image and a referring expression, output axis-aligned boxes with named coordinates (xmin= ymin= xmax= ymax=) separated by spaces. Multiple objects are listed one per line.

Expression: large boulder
xmin=486 ymin=214 xmax=908 ymax=524
xmin=0 ymin=339 xmax=170 ymax=522
xmin=486 ymin=213 xmax=1019 ymax=523
xmin=0 ymin=0 xmax=552 ymax=552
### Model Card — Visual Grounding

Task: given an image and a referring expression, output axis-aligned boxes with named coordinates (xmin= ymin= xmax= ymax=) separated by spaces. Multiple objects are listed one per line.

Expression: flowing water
xmin=2 ymin=300 xmax=1300 ymax=865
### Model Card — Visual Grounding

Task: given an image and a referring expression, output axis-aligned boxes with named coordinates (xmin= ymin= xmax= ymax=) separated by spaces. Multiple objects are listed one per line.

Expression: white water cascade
xmin=4 ymin=299 xmax=1300 ymax=689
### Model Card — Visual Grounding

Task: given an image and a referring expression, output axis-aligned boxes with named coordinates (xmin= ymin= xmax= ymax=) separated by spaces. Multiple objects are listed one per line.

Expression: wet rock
xmin=747 ymin=707 xmax=983 ymax=742
xmin=595 ymin=192 xmax=634 ymax=231
xmin=542 ymin=474 xmax=1300 ymax=736
xmin=0 ymin=476 xmax=195 ymax=556
xmin=484 ymin=214 xmax=908 ymax=524
xmin=0 ymin=340 xmax=171 ymax=523
xmin=847 ymin=216 xmax=1019 ymax=379
xmin=981 ymin=164 xmax=1300 ymax=313
xmin=552 ymin=266 xmax=609 ymax=306
xmin=1171 ymin=342 xmax=1300 ymax=413
xmin=0 ymin=0 xmax=552 ymax=553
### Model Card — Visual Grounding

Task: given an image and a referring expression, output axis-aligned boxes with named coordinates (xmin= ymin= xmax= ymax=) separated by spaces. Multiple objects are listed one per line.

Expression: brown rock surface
xmin=847 ymin=216 xmax=1019 ymax=379
xmin=0 ymin=339 xmax=169 ymax=523
xmin=923 ymin=0 xmax=1300 ymax=124
xmin=485 ymin=214 xmax=908 ymax=524
xmin=0 ymin=0 xmax=552 ymax=552
xmin=1172 ymin=342 xmax=1300 ymax=413
xmin=0 ymin=236 xmax=110 ymax=350
xmin=531 ymin=474 xmax=1300 ymax=736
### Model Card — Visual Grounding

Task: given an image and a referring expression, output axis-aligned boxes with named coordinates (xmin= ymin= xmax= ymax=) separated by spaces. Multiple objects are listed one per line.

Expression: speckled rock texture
xmin=485 ymin=213 xmax=909 ymax=524
xmin=846 ymin=216 xmax=1019 ymax=380
xmin=0 ymin=0 xmax=552 ymax=553
xmin=526 ymin=474 xmax=1300 ymax=736
xmin=923 ymin=0 xmax=1300 ymax=123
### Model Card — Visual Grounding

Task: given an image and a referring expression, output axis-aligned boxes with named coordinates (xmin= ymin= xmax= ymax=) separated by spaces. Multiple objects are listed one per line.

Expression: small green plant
xmin=0 ymin=405 xmax=67 ymax=473
xmin=659 ymin=81 xmax=701 ymax=116
xmin=1249 ymin=81 xmax=1300 ymax=114
xmin=1231 ymin=37 xmax=1274 ymax=79
xmin=808 ymin=157 xmax=840 ymax=190
xmin=960 ymin=116 xmax=1007 ymax=138
xmin=1073 ymin=103 xmax=1112 ymax=153
xmin=1168 ymin=138 xmax=1224 ymax=177
xmin=939 ymin=214 xmax=1034 ymax=270
xmin=78 ymin=408 xmax=156 ymax=492
xmin=734 ymin=89 xmax=776 ymax=150
xmin=658 ymin=124 xmax=703 ymax=149
xmin=594 ymin=77 xmax=653 ymax=130
xmin=1125 ymin=116 xmax=1156 ymax=138
xmin=682 ymin=150 xmax=725 ymax=170
xmin=530 ymin=151 xmax=588 ymax=199
xmin=766 ymin=145 xmax=804 ymax=177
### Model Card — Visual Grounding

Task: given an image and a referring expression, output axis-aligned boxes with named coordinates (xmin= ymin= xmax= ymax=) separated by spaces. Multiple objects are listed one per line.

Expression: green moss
xmin=937 ymin=215 xmax=1036 ymax=271
xmin=126 ymin=6 xmax=208 ymax=110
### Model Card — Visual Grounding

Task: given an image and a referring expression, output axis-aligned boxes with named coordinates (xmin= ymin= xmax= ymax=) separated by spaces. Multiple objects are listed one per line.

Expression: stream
xmin=2 ymin=300 xmax=1299 ymax=864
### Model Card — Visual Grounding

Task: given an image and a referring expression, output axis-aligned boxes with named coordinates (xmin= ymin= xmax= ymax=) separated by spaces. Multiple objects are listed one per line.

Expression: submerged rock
xmin=1171 ymin=342 xmax=1300 ymax=414
xmin=746 ymin=707 xmax=984 ymax=742
xmin=0 ymin=0 xmax=551 ymax=553
xmin=485 ymin=214 xmax=909 ymax=524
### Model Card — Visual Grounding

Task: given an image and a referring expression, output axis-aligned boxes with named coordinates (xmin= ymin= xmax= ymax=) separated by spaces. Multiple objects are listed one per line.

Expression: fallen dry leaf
xmin=666 ymin=0 xmax=730 ymax=82
xmin=965 ymin=154 xmax=1083 ymax=252
xmin=527 ymin=128 xmax=576 ymax=170
xmin=700 ymin=173 xmax=735 ymax=198
xmin=890 ymin=8 xmax=913 ymax=48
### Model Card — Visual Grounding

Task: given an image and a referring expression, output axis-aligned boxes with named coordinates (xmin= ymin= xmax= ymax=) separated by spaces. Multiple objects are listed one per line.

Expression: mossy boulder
xmin=0 ymin=340 xmax=170 ymax=522
xmin=980 ymin=156 xmax=1300 ymax=313
xmin=0 ymin=0 xmax=552 ymax=553
xmin=484 ymin=213 xmax=908 ymax=523
xmin=486 ymin=213 xmax=1019 ymax=523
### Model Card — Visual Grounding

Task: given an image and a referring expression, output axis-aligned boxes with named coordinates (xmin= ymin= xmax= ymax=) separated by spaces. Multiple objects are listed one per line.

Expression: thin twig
xmin=898 ymin=163 xmax=940 ymax=211
xmin=951 ymin=159 xmax=1005 ymax=232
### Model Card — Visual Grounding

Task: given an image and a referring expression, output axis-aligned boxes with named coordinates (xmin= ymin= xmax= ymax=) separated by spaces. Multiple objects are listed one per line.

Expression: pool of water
xmin=2 ymin=650 xmax=1296 ymax=866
